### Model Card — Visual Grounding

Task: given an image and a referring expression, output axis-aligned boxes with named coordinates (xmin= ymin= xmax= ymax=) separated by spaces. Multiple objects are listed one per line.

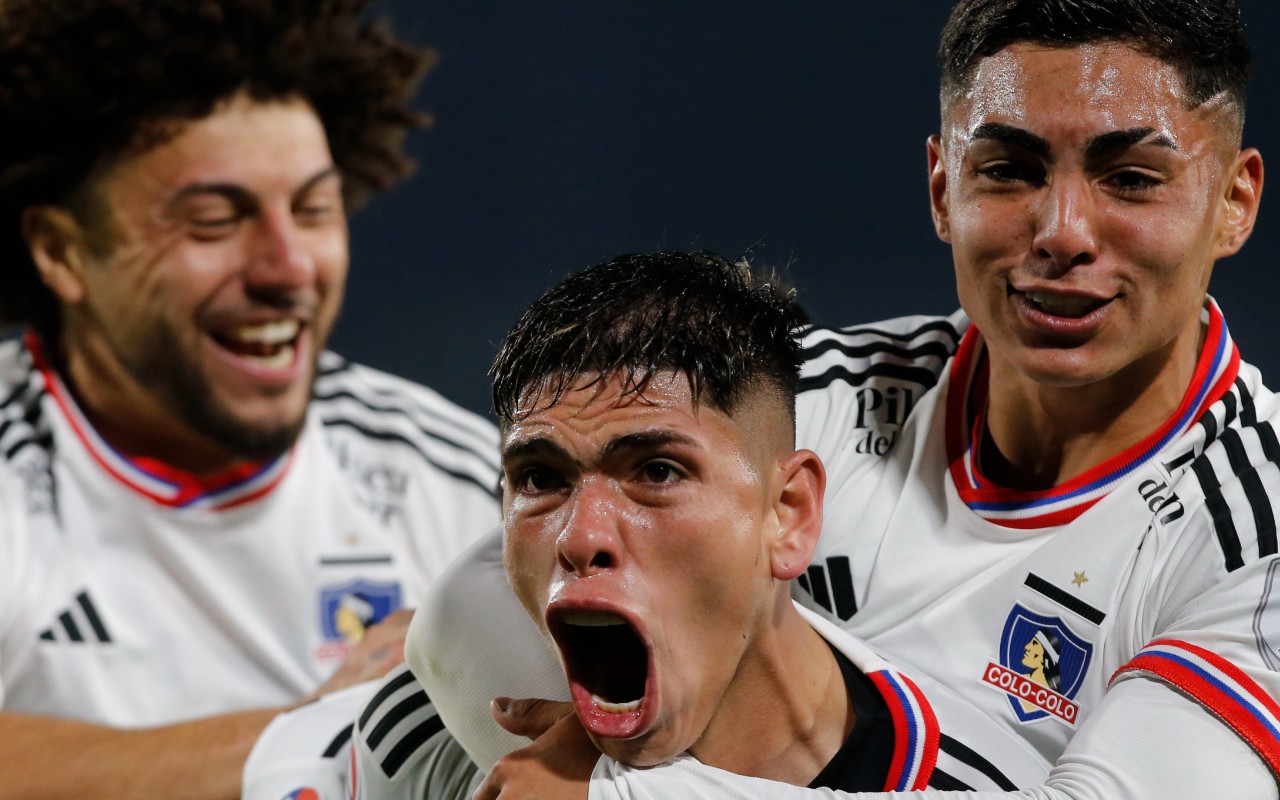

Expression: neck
xmin=52 ymin=330 xmax=248 ymax=476
xmin=689 ymin=594 xmax=852 ymax=785
xmin=981 ymin=323 xmax=1203 ymax=490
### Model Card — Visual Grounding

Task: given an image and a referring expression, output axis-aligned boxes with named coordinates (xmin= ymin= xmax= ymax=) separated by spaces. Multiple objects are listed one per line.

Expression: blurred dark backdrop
xmin=334 ymin=1 xmax=1280 ymax=418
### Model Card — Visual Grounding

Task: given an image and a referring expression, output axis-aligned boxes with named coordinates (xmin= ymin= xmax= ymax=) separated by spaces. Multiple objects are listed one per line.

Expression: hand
xmin=492 ymin=697 xmax=575 ymax=739
xmin=309 ymin=608 xmax=414 ymax=698
xmin=473 ymin=701 xmax=597 ymax=800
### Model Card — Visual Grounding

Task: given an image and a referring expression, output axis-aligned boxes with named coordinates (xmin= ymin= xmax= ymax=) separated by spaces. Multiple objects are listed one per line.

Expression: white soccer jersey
xmin=411 ymin=299 xmax=1280 ymax=799
xmin=792 ymin=300 xmax=1280 ymax=780
xmin=350 ymin=597 xmax=1051 ymax=800
xmin=0 ymin=332 xmax=500 ymax=726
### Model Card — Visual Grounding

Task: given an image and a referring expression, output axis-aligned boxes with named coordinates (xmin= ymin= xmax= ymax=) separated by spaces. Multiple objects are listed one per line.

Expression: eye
xmin=976 ymin=160 xmax=1044 ymax=185
xmin=182 ymin=198 xmax=243 ymax=240
xmin=294 ymin=183 xmax=345 ymax=226
xmin=512 ymin=465 xmax=568 ymax=494
xmin=294 ymin=199 xmax=342 ymax=226
xmin=637 ymin=460 xmax=684 ymax=485
xmin=1103 ymin=169 xmax=1163 ymax=194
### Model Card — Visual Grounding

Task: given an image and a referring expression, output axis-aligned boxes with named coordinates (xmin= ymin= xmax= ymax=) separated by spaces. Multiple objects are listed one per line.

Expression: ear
xmin=927 ymin=134 xmax=952 ymax=243
xmin=768 ymin=449 xmax=825 ymax=581
xmin=21 ymin=205 xmax=90 ymax=305
xmin=1213 ymin=147 xmax=1264 ymax=259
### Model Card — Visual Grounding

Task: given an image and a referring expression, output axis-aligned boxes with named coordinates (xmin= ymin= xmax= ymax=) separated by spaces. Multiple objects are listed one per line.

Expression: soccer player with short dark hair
xmin=416 ymin=1 xmax=1280 ymax=798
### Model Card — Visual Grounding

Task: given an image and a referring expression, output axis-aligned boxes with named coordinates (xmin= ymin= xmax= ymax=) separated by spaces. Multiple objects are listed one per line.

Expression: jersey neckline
xmin=26 ymin=330 xmax=294 ymax=510
xmin=944 ymin=300 xmax=1239 ymax=529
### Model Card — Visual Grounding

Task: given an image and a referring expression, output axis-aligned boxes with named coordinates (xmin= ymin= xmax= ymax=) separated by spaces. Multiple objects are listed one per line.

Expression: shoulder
xmin=1166 ymin=363 xmax=1280 ymax=575
xmin=311 ymin=353 xmax=499 ymax=499
xmin=0 ymin=335 xmax=48 ymax=452
xmin=795 ymin=312 xmax=966 ymax=453
xmin=797 ymin=311 xmax=967 ymax=396
xmin=0 ymin=335 xmax=55 ymax=513
xmin=354 ymin=663 xmax=461 ymax=789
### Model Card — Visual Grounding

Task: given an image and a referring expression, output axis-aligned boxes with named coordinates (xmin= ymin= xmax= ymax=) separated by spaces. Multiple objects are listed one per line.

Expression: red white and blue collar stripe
xmin=866 ymin=669 xmax=940 ymax=791
xmin=946 ymin=301 xmax=1239 ymax=529
xmin=1113 ymin=640 xmax=1280 ymax=778
xmin=26 ymin=331 xmax=293 ymax=510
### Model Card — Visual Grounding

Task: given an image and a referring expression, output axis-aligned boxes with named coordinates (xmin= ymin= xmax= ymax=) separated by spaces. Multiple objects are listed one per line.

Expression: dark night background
xmin=334 ymin=1 xmax=1280 ymax=418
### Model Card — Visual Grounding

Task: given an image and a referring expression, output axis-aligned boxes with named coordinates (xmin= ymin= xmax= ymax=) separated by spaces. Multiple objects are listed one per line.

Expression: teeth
xmin=561 ymin=611 xmax=627 ymax=627
xmin=1025 ymin=291 xmax=1099 ymax=317
xmin=241 ymin=343 xmax=295 ymax=369
xmin=592 ymin=694 xmax=642 ymax=714
xmin=227 ymin=320 xmax=300 ymax=345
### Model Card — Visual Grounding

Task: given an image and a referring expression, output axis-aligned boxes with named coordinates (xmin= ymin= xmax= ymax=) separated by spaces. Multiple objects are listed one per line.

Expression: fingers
xmin=491 ymin=697 xmax=575 ymax=739
xmin=472 ymin=764 xmax=503 ymax=800
xmin=309 ymin=609 xmax=416 ymax=697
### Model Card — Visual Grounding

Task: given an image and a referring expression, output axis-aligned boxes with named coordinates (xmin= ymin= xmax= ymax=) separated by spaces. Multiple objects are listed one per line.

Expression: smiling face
xmin=501 ymin=372 xmax=814 ymax=767
xmin=928 ymin=41 xmax=1262 ymax=397
xmin=32 ymin=93 xmax=348 ymax=470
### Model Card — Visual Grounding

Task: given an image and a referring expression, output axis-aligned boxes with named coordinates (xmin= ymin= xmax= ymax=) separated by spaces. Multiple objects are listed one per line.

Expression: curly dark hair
xmin=938 ymin=0 xmax=1251 ymax=119
xmin=491 ymin=251 xmax=807 ymax=431
xmin=0 ymin=0 xmax=432 ymax=328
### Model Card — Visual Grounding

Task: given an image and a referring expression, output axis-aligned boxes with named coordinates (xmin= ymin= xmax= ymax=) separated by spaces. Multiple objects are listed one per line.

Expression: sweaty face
xmin=501 ymin=373 xmax=782 ymax=767
xmin=61 ymin=94 xmax=348 ymax=466
xmin=932 ymin=42 xmax=1256 ymax=396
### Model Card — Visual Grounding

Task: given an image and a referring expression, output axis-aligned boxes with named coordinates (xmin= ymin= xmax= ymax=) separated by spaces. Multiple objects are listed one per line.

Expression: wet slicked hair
xmin=938 ymin=0 xmax=1251 ymax=118
xmin=0 ymin=0 xmax=432 ymax=328
xmin=492 ymin=251 xmax=807 ymax=429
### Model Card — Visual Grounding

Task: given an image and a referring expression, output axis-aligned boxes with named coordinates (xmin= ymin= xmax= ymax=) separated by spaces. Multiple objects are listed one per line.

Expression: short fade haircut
xmin=0 ymin=0 xmax=432 ymax=328
xmin=491 ymin=251 xmax=806 ymax=431
xmin=938 ymin=0 xmax=1251 ymax=123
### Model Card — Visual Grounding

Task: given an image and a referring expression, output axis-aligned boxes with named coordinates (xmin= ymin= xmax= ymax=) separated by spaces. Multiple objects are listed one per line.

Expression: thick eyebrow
xmin=166 ymin=166 xmax=341 ymax=209
xmin=600 ymin=430 xmax=700 ymax=460
xmin=972 ymin=122 xmax=1050 ymax=159
xmin=971 ymin=122 xmax=1177 ymax=163
xmin=501 ymin=429 xmax=699 ymax=467
xmin=501 ymin=437 xmax=570 ymax=467
xmin=1083 ymin=127 xmax=1176 ymax=159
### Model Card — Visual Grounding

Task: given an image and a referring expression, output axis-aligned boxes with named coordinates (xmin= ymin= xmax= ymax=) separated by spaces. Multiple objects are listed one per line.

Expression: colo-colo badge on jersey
xmin=981 ymin=604 xmax=1093 ymax=727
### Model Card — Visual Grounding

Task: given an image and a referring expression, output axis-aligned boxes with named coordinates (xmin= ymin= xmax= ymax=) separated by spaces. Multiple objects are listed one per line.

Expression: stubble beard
xmin=128 ymin=329 xmax=313 ymax=464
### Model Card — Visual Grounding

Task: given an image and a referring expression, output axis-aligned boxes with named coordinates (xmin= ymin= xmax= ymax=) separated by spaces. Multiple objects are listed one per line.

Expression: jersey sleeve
xmin=1108 ymin=472 xmax=1280 ymax=778
xmin=586 ymin=679 xmax=1275 ymax=800
xmin=350 ymin=662 xmax=483 ymax=800
xmin=241 ymin=680 xmax=380 ymax=800
xmin=405 ymin=530 xmax=568 ymax=773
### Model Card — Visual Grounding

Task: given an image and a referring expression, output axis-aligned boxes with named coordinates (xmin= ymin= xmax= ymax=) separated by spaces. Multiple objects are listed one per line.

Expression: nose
xmin=243 ymin=206 xmax=315 ymax=292
xmin=555 ymin=477 xmax=621 ymax=577
xmin=1031 ymin=176 xmax=1099 ymax=272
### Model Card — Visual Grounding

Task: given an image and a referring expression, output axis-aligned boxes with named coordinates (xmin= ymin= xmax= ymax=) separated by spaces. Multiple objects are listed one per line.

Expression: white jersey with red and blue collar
xmin=402 ymin=299 xmax=1280 ymax=799
xmin=580 ymin=299 xmax=1278 ymax=799
xmin=337 ymin=593 xmax=1051 ymax=800
xmin=0 ymin=332 xmax=500 ymax=726
xmin=790 ymin=298 xmax=1280 ymax=784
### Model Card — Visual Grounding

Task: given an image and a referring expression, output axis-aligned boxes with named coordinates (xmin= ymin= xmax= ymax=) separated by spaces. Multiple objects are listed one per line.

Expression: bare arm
xmin=0 ymin=708 xmax=280 ymax=800
xmin=0 ymin=609 xmax=413 ymax=800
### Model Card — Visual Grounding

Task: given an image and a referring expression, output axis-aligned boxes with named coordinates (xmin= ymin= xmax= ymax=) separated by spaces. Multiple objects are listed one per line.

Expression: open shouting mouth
xmin=548 ymin=608 xmax=655 ymax=739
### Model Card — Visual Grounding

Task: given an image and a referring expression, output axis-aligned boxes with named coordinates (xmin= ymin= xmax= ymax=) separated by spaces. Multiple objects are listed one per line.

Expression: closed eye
xmin=1103 ymin=168 xmax=1164 ymax=195
xmin=976 ymin=160 xmax=1045 ymax=186
xmin=187 ymin=214 xmax=242 ymax=240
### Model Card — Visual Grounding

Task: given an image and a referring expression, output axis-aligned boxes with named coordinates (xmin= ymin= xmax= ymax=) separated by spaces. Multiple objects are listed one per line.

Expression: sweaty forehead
xmin=945 ymin=42 xmax=1201 ymax=146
